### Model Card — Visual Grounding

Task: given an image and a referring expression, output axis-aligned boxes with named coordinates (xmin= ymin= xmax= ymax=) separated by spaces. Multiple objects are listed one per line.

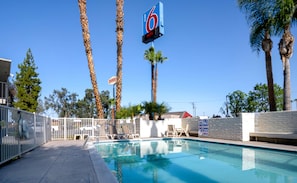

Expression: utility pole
xmin=192 ymin=102 xmax=196 ymax=117
xmin=291 ymin=99 xmax=297 ymax=110
xmin=226 ymin=95 xmax=229 ymax=117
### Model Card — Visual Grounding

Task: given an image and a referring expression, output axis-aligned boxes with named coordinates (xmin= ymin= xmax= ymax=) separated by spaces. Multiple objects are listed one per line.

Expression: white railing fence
xmin=51 ymin=118 xmax=139 ymax=140
xmin=0 ymin=105 xmax=51 ymax=165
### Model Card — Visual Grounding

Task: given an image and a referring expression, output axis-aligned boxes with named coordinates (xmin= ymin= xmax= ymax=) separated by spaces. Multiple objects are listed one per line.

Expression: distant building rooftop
xmin=162 ymin=111 xmax=193 ymax=119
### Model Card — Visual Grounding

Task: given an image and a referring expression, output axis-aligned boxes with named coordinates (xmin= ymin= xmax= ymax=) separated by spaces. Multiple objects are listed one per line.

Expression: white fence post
xmin=64 ymin=117 xmax=67 ymax=140
xmin=92 ymin=118 xmax=94 ymax=137
xmin=33 ymin=112 xmax=36 ymax=145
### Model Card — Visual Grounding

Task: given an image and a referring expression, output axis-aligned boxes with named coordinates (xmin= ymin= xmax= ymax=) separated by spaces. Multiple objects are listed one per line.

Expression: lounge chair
xmin=167 ymin=125 xmax=177 ymax=137
xmin=106 ymin=125 xmax=115 ymax=139
xmin=122 ymin=125 xmax=139 ymax=139
xmin=177 ymin=124 xmax=190 ymax=137
xmin=184 ymin=124 xmax=190 ymax=137
xmin=106 ymin=125 xmax=125 ymax=139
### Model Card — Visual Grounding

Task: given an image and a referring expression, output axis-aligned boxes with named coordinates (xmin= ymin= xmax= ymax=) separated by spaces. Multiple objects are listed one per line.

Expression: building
xmin=0 ymin=58 xmax=12 ymax=106
xmin=162 ymin=111 xmax=193 ymax=119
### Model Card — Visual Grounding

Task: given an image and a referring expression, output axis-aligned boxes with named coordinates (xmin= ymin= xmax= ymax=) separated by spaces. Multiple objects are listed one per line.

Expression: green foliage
xmin=117 ymin=102 xmax=164 ymax=120
xmin=116 ymin=104 xmax=142 ymax=119
xmin=247 ymin=83 xmax=270 ymax=112
xmin=224 ymin=83 xmax=283 ymax=117
xmin=238 ymin=0 xmax=276 ymax=53
xmin=274 ymin=84 xmax=283 ymax=110
xmin=274 ymin=0 xmax=295 ymax=34
xmin=227 ymin=90 xmax=248 ymax=117
xmin=44 ymin=88 xmax=78 ymax=117
xmin=75 ymin=89 xmax=96 ymax=118
xmin=155 ymin=102 xmax=170 ymax=120
xmin=144 ymin=47 xmax=156 ymax=64
xmin=36 ymin=98 xmax=45 ymax=114
xmin=44 ymin=88 xmax=110 ymax=118
xmin=75 ymin=89 xmax=110 ymax=118
xmin=100 ymin=90 xmax=110 ymax=118
xmin=144 ymin=46 xmax=168 ymax=65
xmin=142 ymin=101 xmax=170 ymax=120
xmin=13 ymin=49 xmax=42 ymax=112
xmin=246 ymin=83 xmax=283 ymax=112
xmin=142 ymin=101 xmax=157 ymax=120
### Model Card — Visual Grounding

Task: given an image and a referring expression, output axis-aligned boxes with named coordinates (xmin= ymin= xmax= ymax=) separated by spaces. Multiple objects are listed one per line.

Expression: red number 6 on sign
xmin=146 ymin=6 xmax=158 ymax=33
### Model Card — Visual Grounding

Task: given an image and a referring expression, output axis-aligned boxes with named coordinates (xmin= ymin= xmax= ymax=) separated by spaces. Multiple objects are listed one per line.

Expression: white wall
xmin=138 ymin=111 xmax=297 ymax=141
xmin=241 ymin=113 xmax=255 ymax=141
xmin=254 ymin=111 xmax=297 ymax=133
xmin=138 ymin=118 xmax=182 ymax=138
xmin=182 ymin=114 xmax=255 ymax=141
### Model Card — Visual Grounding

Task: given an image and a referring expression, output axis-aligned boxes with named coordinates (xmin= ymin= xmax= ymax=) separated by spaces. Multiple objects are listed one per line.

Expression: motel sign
xmin=142 ymin=2 xmax=164 ymax=44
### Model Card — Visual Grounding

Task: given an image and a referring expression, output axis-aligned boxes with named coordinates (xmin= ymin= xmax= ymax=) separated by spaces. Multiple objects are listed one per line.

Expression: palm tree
xmin=78 ymin=0 xmax=104 ymax=118
xmin=155 ymin=102 xmax=170 ymax=120
xmin=238 ymin=0 xmax=277 ymax=111
xmin=116 ymin=0 xmax=124 ymax=113
xmin=144 ymin=47 xmax=156 ymax=103
xmin=274 ymin=0 xmax=295 ymax=110
xmin=154 ymin=51 xmax=167 ymax=103
xmin=144 ymin=47 xmax=167 ymax=103
xmin=142 ymin=101 xmax=157 ymax=120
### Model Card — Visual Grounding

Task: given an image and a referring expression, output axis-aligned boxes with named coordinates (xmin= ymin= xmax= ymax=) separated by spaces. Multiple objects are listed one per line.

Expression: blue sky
xmin=1 ymin=0 xmax=297 ymax=117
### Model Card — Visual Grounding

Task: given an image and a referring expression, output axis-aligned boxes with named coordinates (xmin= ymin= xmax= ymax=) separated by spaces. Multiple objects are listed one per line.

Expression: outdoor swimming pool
xmin=94 ymin=139 xmax=297 ymax=183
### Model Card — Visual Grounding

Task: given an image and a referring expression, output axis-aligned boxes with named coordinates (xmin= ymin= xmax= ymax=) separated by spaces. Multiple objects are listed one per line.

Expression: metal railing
xmin=0 ymin=105 xmax=51 ymax=165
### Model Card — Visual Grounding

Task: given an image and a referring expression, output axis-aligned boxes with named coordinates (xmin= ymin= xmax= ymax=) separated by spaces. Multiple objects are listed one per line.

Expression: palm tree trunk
xmin=264 ymin=51 xmax=276 ymax=111
xmin=279 ymin=25 xmax=294 ymax=110
xmin=283 ymin=57 xmax=291 ymax=110
xmin=154 ymin=63 xmax=158 ymax=103
xmin=116 ymin=0 xmax=124 ymax=113
xmin=151 ymin=63 xmax=155 ymax=102
xmin=78 ymin=0 xmax=104 ymax=118
xmin=262 ymin=31 xmax=276 ymax=111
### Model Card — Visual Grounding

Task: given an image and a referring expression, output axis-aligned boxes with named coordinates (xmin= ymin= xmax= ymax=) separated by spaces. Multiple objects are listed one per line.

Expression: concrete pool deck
xmin=0 ymin=138 xmax=296 ymax=183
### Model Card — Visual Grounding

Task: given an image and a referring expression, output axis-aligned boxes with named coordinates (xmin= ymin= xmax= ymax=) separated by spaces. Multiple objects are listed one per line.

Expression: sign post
xmin=108 ymin=76 xmax=117 ymax=120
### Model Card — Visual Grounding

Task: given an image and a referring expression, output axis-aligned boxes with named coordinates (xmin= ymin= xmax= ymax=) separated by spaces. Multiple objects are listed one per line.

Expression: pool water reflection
xmin=94 ymin=139 xmax=297 ymax=183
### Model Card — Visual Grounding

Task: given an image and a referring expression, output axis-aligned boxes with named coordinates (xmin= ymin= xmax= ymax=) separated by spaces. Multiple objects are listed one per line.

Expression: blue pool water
xmin=94 ymin=139 xmax=297 ymax=183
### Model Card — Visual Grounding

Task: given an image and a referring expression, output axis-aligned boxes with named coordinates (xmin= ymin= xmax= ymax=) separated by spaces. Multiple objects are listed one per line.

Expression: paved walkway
xmin=0 ymin=138 xmax=296 ymax=183
xmin=0 ymin=140 xmax=116 ymax=183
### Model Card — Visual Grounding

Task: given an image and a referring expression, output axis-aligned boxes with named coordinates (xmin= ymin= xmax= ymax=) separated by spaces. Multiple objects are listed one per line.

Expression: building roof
xmin=162 ymin=111 xmax=193 ymax=118
xmin=0 ymin=58 xmax=11 ymax=82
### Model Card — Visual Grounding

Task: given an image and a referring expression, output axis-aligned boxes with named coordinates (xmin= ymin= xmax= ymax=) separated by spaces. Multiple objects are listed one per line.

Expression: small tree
xmin=227 ymin=90 xmax=247 ymax=117
xmin=222 ymin=83 xmax=283 ymax=117
xmin=75 ymin=89 xmax=97 ymax=118
xmin=246 ymin=83 xmax=283 ymax=112
xmin=14 ymin=49 xmax=42 ymax=112
xmin=116 ymin=104 xmax=142 ymax=119
xmin=142 ymin=101 xmax=170 ymax=120
xmin=44 ymin=88 xmax=78 ymax=117
xmin=142 ymin=101 xmax=157 ymax=120
xmin=155 ymin=102 xmax=170 ymax=120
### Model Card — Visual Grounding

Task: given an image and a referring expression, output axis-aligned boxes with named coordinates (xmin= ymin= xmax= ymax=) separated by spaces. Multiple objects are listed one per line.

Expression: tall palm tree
xmin=274 ymin=0 xmax=295 ymax=110
xmin=238 ymin=0 xmax=277 ymax=111
xmin=144 ymin=47 xmax=156 ymax=103
xmin=144 ymin=47 xmax=167 ymax=103
xmin=78 ymin=0 xmax=104 ymax=118
xmin=154 ymin=51 xmax=167 ymax=103
xmin=116 ymin=0 xmax=124 ymax=113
